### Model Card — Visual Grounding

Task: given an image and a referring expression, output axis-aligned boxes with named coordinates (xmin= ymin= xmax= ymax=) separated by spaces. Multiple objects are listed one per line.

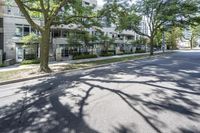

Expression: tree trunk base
xmin=38 ymin=66 xmax=52 ymax=73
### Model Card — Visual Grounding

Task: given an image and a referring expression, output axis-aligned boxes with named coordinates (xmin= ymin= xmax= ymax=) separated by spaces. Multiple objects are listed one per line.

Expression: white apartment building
xmin=0 ymin=0 xmax=149 ymax=62
xmin=1 ymin=0 xmax=42 ymax=62
xmin=0 ymin=0 xmax=98 ymax=62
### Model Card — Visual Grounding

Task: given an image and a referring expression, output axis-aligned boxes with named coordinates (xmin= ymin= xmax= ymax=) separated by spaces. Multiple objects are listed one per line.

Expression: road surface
xmin=0 ymin=50 xmax=200 ymax=133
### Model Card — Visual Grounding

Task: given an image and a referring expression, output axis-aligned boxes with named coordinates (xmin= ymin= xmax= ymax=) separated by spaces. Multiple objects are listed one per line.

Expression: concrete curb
xmin=0 ymin=51 xmax=174 ymax=86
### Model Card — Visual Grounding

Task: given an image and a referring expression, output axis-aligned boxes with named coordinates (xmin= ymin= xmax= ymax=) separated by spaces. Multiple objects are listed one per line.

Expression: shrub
xmin=20 ymin=59 xmax=40 ymax=65
xmin=24 ymin=54 xmax=37 ymax=60
xmin=73 ymin=54 xmax=97 ymax=60
xmin=72 ymin=52 xmax=90 ymax=57
xmin=135 ymin=50 xmax=146 ymax=53
xmin=124 ymin=52 xmax=134 ymax=55
xmin=0 ymin=64 xmax=5 ymax=67
xmin=100 ymin=52 xmax=114 ymax=57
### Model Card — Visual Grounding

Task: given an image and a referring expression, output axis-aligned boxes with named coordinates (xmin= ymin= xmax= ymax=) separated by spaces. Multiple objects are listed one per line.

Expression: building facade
xmin=0 ymin=0 xmax=149 ymax=62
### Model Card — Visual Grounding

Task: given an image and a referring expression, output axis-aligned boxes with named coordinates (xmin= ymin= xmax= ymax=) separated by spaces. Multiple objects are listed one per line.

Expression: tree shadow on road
xmin=0 ymin=51 xmax=200 ymax=133
xmin=0 ymin=74 xmax=98 ymax=133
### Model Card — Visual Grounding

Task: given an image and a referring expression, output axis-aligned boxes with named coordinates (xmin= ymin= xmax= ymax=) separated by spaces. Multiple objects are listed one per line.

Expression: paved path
xmin=0 ymin=50 xmax=200 ymax=133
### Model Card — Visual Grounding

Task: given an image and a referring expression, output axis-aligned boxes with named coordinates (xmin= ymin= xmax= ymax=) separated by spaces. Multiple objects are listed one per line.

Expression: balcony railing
xmin=53 ymin=38 xmax=67 ymax=44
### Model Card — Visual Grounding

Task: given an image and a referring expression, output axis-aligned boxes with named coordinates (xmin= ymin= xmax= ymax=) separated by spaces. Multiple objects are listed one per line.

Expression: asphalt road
xmin=0 ymin=50 xmax=200 ymax=133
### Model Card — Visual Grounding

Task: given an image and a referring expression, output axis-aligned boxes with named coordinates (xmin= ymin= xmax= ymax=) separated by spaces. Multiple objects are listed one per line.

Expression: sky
xmin=97 ymin=0 xmax=105 ymax=7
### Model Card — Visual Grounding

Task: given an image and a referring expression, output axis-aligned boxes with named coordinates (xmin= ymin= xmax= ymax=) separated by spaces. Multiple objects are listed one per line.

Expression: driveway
xmin=0 ymin=50 xmax=200 ymax=133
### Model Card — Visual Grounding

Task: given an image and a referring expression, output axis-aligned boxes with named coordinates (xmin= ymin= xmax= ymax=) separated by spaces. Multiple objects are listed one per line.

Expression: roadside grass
xmin=0 ymin=52 xmax=170 ymax=83
xmin=60 ymin=54 xmax=150 ymax=71
xmin=0 ymin=69 xmax=34 ymax=81
xmin=57 ymin=52 xmax=173 ymax=71
xmin=77 ymin=54 xmax=148 ymax=66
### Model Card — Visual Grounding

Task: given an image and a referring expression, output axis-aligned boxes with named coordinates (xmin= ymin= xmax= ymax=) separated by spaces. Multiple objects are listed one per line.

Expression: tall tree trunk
xmin=190 ymin=37 xmax=193 ymax=49
xmin=39 ymin=28 xmax=51 ymax=73
xmin=150 ymin=37 xmax=154 ymax=55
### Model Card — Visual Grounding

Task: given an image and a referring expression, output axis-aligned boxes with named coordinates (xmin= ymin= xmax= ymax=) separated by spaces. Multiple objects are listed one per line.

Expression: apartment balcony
xmin=52 ymin=37 xmax=67 ymax=45
xmin=115 ymin=38 xmax=125 ymax=44
xmin=126 ymin=40 xmax=134 ymax=44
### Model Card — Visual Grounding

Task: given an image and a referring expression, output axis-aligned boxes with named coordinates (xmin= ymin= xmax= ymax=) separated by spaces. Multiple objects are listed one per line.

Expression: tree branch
xmin=15 ymin=0 xmax=42 ymax=32
xmin=48 ymin=0 xmax=69 ymax=25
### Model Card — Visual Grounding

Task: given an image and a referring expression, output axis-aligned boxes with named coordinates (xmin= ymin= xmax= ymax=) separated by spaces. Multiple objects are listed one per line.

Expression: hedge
xmin=0 ymin=64 xmax=5 ymax=67
xmin=100 ymin=52 xmax=114 ymax=57
xmin=73 ymin=54 xmax=97 ymax=60
xmin=135 ymin=50 xmax=146 ymax=53
xmin=20 ymin=59 xmax=40 ymax=65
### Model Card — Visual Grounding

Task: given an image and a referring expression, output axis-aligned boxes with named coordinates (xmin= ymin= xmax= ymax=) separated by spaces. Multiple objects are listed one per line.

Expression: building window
xmin=15 ymin=24 xmax=32 ymax=37
xmin=15 ymin=24 xmax=23 ymax=37
xmin=52 ymin=29 xmax=61 ymax=38
xmin=61 ymin=48 xmax=69 ymax=57
xmin=23 ymin=25 xmax=30 ymax=36
xmin=59 ymin=44 xmax=69 ymax=57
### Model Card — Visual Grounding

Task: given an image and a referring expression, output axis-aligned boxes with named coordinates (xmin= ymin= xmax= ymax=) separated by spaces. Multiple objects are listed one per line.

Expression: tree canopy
xmin=14 ymin=0 xmax=100 ymax=72
xmin=103 ymin=0 xmax=200 ymax=55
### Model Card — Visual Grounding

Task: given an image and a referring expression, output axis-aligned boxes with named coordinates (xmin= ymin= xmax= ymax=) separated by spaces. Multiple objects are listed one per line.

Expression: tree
xmin=106 ymin=0 xmax=199 ymax=55
xmin=21 ymin=33 xmax=40 ymax=45
xmin=101 ymin=0 xmax=131 ymax=27
xmin=67 ymin=30 xmax=84 ymax=55
xmin=99 ymin=34 xmax=114 ymax=53
xmin=166 ymin=27 xmax=183 ymax=50
xmin=21 ymin=33 xmax=40 ymax=60
xmin=79 ymin=31 xmax=93 ymax=53
xmin=14 ymin=0 xmax=98 ymax=72
xmin=189 ymin=26 xmax=200 ymax=49
xmin=0 ymin=1 xmax=4 ymax=16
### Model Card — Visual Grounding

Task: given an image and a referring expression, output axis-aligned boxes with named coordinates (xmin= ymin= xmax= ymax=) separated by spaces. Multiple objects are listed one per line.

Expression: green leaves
xmin=108 ymin=0 xmax=199 ymax=37
xmin=21 ymin=33 xmax=40 ymax=45
xmin=15 ymin=0 xmax=100 ymax=31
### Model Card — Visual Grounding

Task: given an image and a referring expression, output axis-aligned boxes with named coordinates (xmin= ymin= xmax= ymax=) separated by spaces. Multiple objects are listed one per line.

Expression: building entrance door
xmin=16 ymin=47 xmax=24 ymax=62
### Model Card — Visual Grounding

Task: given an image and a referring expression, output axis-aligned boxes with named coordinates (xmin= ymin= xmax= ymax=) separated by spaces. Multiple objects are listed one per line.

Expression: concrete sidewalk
xmin=0 ymin=51 xmax=169 ymax=72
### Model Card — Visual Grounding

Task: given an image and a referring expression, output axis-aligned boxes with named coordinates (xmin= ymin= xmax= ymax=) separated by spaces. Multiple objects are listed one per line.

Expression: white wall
xmin=3 ymin=15 xmax=41 ymax=59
